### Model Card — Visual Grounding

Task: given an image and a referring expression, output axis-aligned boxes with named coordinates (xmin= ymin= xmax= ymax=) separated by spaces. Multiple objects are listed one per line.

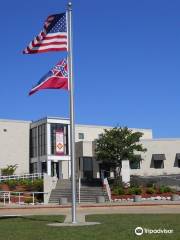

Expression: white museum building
xmin=0 ymin=116 xmax=180 ymax=179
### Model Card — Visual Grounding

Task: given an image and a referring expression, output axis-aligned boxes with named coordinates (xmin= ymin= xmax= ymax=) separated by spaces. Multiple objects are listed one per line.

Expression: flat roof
xmin=76 ymin=124 xmax=152 ymax=132
xmin=0 ymin=119 xmax=31 ymax=124
xmin=142 ymin=138 xmax=180 ymax=142
xmin=31 ymin=116 xmax=69 ymax=123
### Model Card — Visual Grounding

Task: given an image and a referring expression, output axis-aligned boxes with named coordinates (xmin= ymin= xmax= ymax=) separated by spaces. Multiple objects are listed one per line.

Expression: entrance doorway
xmin=51 ymin=162 xmax=59 ymax=178
xmin=83 ymin=157 xmax=93 ymax=180
xmin=99 ymin=163 xmax=110 ymax=178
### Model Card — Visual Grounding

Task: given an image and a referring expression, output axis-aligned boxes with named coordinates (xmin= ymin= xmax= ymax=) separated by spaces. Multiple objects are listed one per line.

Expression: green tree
xmin=95 ymin=127 xmax=147 ymax=177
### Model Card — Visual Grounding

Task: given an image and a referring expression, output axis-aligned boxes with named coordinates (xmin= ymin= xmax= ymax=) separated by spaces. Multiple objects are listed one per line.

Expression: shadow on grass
xmin=0 ymin=215 xmax=65 ymax=223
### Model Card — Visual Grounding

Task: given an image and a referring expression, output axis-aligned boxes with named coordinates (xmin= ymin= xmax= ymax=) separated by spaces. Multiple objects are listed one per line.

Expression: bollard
xmin=133 ymin=195 xmax=142 ymax=202
xmin=171 ymin=194 xmax=179 ymax=201
xmin=59 ymin=197 xmax=68 ymax=205
xmin=96 ymin=196 xmax=105 ymax=203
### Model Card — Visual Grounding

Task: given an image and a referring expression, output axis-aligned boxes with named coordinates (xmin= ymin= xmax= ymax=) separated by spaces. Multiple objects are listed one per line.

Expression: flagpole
xmin=67 ymin=2 xmax=77 ymax=223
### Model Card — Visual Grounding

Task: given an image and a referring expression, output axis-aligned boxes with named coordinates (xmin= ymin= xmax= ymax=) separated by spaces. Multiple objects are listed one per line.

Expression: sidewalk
xmin=0 ymin=201 xmax=180 ymax=217
xmin=0 ymin=200 xmax=180 ymax=209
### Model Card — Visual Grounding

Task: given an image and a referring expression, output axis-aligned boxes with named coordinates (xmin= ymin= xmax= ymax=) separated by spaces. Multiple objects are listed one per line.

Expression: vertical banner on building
xmin=56 ymin=130 xmax=64 ymax=155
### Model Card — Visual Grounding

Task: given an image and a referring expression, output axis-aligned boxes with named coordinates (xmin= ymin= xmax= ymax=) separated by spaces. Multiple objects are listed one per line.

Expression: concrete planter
xmin=133 ymin=195 xmax=142 ymax=202
xmin=59 ymin=197 xmax=68 ymax=205
xmin=171 ymin=194 xmax=179 ymax=201
xmin=96 ymin=196 xmax=105 ymax=203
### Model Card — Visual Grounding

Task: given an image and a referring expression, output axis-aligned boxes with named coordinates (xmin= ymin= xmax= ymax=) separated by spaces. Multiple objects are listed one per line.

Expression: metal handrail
xmin=0 ymin=190 xmax=48 ymax=205
xmin=103 ymin=178 xmax=112 ymax=202
xmin=78 ymin=172 xmax=81 ymax=204
xmin=0 ymin=173 xmax=44 ymax=182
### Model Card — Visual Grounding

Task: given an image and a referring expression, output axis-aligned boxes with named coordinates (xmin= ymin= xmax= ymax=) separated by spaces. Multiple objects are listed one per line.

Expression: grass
xmin=0 ymin=214 xmax=179 ymax=240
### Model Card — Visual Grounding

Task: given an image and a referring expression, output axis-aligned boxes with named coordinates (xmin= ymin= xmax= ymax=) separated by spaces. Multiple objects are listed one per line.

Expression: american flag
xmin=23 ymin=13 xmax=67 ymax=54
xmin=29 ymin=58 xmax=69 ymax=95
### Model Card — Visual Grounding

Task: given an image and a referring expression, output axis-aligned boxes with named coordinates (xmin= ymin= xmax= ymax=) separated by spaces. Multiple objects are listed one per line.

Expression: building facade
xmin=0 ymin=119 xmax=30 ymax=175
xmin=30 ymin=117 xmax=71 ymax=179
xmin=0 ymin=117 xmax=180 ymax=178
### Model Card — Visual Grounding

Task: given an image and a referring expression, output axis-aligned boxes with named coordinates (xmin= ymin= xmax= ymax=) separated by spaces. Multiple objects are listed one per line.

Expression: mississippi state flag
xmin=29 ymin=58 xmax=69 ymax=95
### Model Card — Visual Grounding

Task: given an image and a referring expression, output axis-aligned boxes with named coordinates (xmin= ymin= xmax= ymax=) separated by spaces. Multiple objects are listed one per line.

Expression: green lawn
xmin=0 ymin=214 xmax=179 ymax=240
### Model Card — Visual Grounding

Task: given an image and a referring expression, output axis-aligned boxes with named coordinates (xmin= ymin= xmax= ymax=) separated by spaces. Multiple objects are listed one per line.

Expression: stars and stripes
xmin=29 ymin=58 xmax=69 ymax=95
xmin=23 ymin=13 xmax=67 ymax=54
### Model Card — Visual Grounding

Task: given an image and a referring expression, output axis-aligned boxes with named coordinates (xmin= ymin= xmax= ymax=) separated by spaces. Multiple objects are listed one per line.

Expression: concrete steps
xmin=49 ymin=179 xmax=109 ymax=204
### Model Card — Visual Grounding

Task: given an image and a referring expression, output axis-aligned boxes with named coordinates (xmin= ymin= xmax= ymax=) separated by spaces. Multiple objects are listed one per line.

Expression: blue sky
xmin=1 ymin=0 xmax=180 ymax=138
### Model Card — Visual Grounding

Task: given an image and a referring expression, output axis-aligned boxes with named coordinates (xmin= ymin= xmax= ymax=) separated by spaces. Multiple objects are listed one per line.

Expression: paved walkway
xmin=0 ymin=203 xmax=180 ymax=218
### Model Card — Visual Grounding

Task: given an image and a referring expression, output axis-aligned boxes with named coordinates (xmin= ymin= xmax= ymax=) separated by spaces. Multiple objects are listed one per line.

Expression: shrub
xmin=113 ymin=179 xmax=123 ymax=187
xmin=130 ymin=179 xmax=139 ymax=188
xmin=4 ymin=180 xmax=18 ymax=190
xmin=32 ymin=179 xmax=43 ymax=192
xmin=1 ymin=164 xmax=18 ymax=176
xmin=112 ymin=188 xmax=119 ymax=195
xmin=24 ymin=197 xmax=33 ymax=204
xmin=146 ymin=187 xmax=156 ymax=194
xmin=127 ymin=187 xmax=142 ymax=195
xmin=24 ymin=196 xmax=38 ymax=204
xmin=18 ymin=179 xmax=31 ymax=186
xmin=159 ymin=185 xmax=172 ymax=193
xmin=15 ymin=179 xmax=33 ymax=191
xmin=163 ymin=186 xmax=172 ymax=193
xmin=112 ymin=187 xmax=125 ymax=195
xmin=118 ymin=187 xmax=125 ymax=195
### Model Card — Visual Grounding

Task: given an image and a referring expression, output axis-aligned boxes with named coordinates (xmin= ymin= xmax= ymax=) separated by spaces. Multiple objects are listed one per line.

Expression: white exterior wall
xmin=131 ymin=139 xmax=180 ymax=176
xmin=0 ymin=119 xmax=30 ymax=175
xmin=61 ymin=161 xmax=69 ymax=179
xmin=76 ymin=139 xmax=180 ymax=177
xmin=75 ymin=124 xmax=153 ymax=142
xmin=1 ymin=117 xmax=180 ymax=178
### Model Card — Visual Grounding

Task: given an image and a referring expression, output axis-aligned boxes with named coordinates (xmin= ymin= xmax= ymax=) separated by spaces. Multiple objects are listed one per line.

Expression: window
xmin=78 ymin=133 xmax=84 ymax=140
xmin=83 ymin=157 xmax=93 ymax=179
xmin=130 ymin=160 xmax=140 ymax=169
xmin=98 ymin=134 xmax=103 ymax=139
xmin=151 ymin=154 xmax=165 ymax=169
xmin=30 ymin=162 xmax=37 ymax=173
xmin=178 ymin=160 xmax=180 ymax=168
xmin=51 ymin=123 xmax=68 ymax=155
xmin=38 ymin=124 xmax=46 ymax=156
xmin=42 ymin=162 xmax=47 ymax=173
xmin=154 ymin=160 xmax=164 ymax=169
xmin=175 ymin=154 xmax=180 ymax=168
xmin=30 ymin=127 xmax=37 ymax=158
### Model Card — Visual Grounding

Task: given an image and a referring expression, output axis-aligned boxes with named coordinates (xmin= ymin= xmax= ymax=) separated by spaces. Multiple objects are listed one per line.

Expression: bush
xmin=1 ymin=164 xmax=18 ymax=176
xmin=130 ymin=179 xmax=139 ymax=188
xmin=112 ymin=187 xmax=125 ymax=195
xmin=32 ymin=179 xmax=43 ymax=192
xmin=24 ymin=196 xmax=38 ymax=204
xmin=18 ymin=179 xmax=31 ymax=186
xmin=146 ymin=187 xmax=156 ymax=194
xmin=159 ymin=185 xmax=172 ymax=193
xmin=24 ymin=197 xmax=33 ymax=204
xmin=127 ymin=187 xmax=142 ymax=195
xmin=113 ymin=178 xmax=123 ymax=187
xmin=4 ymin=180 xmax=18 ymax=190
